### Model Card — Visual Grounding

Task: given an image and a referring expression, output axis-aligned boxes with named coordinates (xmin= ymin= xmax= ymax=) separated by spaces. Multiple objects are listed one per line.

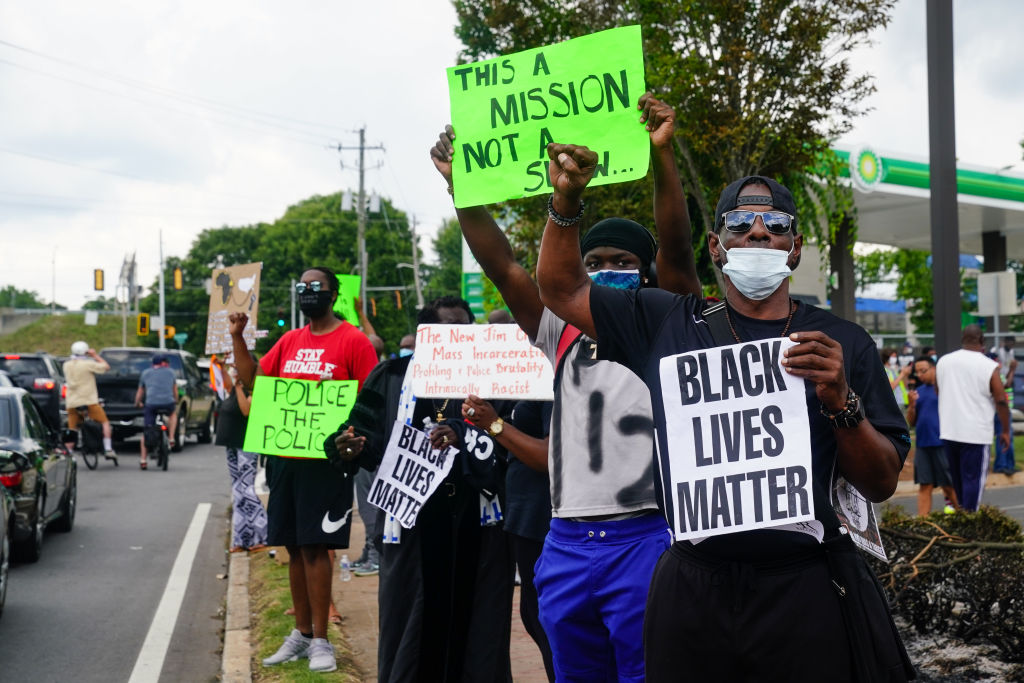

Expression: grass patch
xmin=249 ymin=551 xmax=361 ymax=681
xmin=0 ymin=312 xmax=143 ymax=356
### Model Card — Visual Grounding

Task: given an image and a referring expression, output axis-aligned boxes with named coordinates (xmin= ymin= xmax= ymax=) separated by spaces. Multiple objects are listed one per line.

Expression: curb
xmin=222 ymin=551 xmax=251 ymax=682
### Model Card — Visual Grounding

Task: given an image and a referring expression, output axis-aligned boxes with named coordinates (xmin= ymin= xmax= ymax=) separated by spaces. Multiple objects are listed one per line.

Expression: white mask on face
xmin=720 ymin=242 xmax=794 ymax=301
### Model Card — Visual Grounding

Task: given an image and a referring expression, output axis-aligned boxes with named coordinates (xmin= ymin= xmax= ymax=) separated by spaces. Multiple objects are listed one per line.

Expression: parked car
xmin=0 ymin=387 xmax=77 ymax=563
xmin=95 ymin=348 xmax=216 ymax=449
xmin=0 ymin=353 xmax=65 ymax=430
xmin=0 ymin=371 xmax=13 ymax=388
xmin=0 ymin=484 xmax=12 ymax=617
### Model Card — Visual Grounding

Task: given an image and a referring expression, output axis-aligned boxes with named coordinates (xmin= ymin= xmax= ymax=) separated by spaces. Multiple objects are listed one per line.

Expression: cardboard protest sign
xmin=369 ymin=420 xmax=458 ymax=528
xmin=447 ymin=25 xmax=648 ymax=208
xmin=831 ymin=471 xmax=887 ymax=561
xmin=242 ymin=376 xmax=358 ymax=459
xmin=410 ymin=324 xmax=554 ymax=400
xmin=331 ymin=274 xmax=362 ymax=326
xmin=658 ymin=339 xmax=814 ymax=541
xmin=205 ymin=262 xmax=262 ymax=354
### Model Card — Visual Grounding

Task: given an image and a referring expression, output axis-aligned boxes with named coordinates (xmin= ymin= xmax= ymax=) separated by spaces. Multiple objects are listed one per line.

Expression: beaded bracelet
xmin=547 ymin=195 xmax=585 ymax=227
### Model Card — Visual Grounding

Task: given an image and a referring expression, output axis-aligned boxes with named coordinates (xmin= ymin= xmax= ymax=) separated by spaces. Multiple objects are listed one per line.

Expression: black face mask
xmin=299 ymin=291 xmax=333 ymax=318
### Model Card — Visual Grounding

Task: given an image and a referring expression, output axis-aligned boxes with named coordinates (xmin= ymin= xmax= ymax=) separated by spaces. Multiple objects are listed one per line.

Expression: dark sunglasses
xmin=720 ymin=210 xmax=795 ymax=235
xmin=295 ymin=281 xmax=327 ymax=294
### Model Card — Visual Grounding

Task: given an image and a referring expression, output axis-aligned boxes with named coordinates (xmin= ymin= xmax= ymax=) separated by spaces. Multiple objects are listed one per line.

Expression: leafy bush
xmin=869 ymin=505 xmax=1024 ymax=662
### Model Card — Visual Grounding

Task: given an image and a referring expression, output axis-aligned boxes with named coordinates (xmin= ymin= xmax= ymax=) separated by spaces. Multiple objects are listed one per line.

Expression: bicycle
xmin=143 ymin=409 xmax=172 ymax=471
xmin=68 ymin=405 xmax=117 ymax=470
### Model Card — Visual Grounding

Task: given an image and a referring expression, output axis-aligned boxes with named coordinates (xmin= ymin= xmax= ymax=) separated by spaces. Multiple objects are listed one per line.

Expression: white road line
xmin=128 ymin=503 xmax=211 ymax=683
xmin=1001 ymin=504 xmax=1024 ymax=511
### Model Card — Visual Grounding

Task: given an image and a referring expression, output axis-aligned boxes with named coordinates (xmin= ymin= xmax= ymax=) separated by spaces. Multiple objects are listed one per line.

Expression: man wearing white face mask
xmin=537 ymin=156 xmax=915 ymax=681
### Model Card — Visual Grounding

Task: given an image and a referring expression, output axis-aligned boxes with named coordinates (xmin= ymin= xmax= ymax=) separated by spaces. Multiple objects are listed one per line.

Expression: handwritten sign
xmin=242 ymin=376 xmax=358 ymax=458
xmin=447 ymin=25 xmax=648 ymax=208
xmin=205 ymin=262 xmax=262 ymax=354
xmin=658 ymin=339 xmax=814 ymax=541
xmin=331 ymin=274 xmax=362 ymax=326
xmin=369 ymin=420 xmax=458 ymax=528
xmin=410 ymin=324 xmax=554 ymax=400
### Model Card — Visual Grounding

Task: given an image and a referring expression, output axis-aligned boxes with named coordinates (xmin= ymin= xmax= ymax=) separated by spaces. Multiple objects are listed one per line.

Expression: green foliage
xmin=423 ymin=218 xmax=464 ymax=303
xmin=871 ymin=505 xmax=1024 ymax=663
xmin=452 ymin=0 xmax=893 ymax=282
xmin=0 ymin=285 xmax=63 ymax=309
xmin=856 ymin=248 xmax=940 ymax=331
xmin=82 ymin=296 xmax=119 ymax=311
xmin=138 ymin=193 xmax=420 ymax=356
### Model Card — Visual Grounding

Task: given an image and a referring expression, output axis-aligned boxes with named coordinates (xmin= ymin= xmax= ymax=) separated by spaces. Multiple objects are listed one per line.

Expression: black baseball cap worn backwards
xmin=715 ymin=175 xmax=798 ymax=232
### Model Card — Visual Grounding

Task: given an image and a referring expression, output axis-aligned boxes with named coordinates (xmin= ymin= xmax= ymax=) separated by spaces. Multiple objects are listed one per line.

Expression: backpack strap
xmin=702 ymin=298 xmax=736 ymax=346
xmin=555 ymin=323 xmax=584 ymax=378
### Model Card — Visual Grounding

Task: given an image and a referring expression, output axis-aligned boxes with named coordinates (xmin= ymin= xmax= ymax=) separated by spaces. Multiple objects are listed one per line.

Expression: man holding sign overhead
xmin=536 ymin=151 xmax=914 ymax=680
xmin=229 ymin=266 xmax=378 ymax=674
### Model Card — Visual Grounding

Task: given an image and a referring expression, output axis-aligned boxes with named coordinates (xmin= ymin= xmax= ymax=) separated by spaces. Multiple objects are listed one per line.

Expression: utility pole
xmin=410 ymin=216 xmax=425 ymax=310
xmin=158 ymin=230 xmax=166 ymax=350
xmin=335 ymin=128 xmax=383 ymax=317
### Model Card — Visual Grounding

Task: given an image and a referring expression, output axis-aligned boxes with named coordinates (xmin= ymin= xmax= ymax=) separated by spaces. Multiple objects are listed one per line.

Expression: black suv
xmin=0 ymin=353 xmax=65 ymax=430
xmin=95 ymin=348 xmax=216 ymax=449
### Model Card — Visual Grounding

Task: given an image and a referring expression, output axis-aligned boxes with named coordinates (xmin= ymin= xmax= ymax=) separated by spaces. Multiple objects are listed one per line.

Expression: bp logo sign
xmin=850 ymin=147 xmax=884 ymax=192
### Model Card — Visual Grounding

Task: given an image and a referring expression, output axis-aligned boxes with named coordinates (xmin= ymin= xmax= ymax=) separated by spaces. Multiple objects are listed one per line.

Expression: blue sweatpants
xmin=944 ymin=440 xmax=989 ymax=512
xmin=534 ymin=513 xmax=671 ymax=683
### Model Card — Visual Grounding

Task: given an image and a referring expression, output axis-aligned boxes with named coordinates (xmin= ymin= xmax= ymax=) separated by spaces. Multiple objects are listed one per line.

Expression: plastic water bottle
xmin=339 ymin=553 xmax=352 ymax=582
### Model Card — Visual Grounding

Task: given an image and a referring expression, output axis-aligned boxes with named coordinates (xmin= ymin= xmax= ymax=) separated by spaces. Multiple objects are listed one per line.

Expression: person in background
xmin=213 ymin=357 xmax=268 ymax=552
xmin=134 ymin=354 xmax=178 ymax=469
xmin=937 ymin=325 xmax=1011 ymax=512
xmin=397 ymin=334 xmax=414 ymax=357
xmin=906 ymin=356 xmax=958 ymax=515
xmin=993 ymin=336 xmax=1018 ymax=475
xmin=63 ymin=341 xmax=117 ymax=461
xmin=883 ymin=347 xmax=911 ymax=414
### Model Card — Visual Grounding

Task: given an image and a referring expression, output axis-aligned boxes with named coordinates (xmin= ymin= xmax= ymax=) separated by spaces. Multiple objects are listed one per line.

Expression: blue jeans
xmin=994 ymin=414 xmax=1016 ymax=472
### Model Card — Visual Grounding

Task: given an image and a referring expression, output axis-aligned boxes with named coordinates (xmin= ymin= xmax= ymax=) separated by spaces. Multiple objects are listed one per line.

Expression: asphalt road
xmin=890 ymin=483 xmax=1024 ymax=525
xmin=0 ymin=439 xmax=231 ymax=682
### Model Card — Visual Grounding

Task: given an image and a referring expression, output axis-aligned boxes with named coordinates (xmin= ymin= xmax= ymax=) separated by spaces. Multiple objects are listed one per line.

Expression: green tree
xmin=82 ymin=296 xmax=119 ymax=311
xmin=452 ymin=0 xmax=893 ymax=291
xmin=0 ymin=285 xmax=62 ymax=309
xmin=423 ymin=218 xmax=464 ymax=302
xmin=139 ymin=192 xmax=420 ymax=356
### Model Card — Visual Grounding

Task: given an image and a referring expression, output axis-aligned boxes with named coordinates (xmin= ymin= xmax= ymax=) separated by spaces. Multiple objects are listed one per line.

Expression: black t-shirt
xmin=505 ymin=400 xmax=553 ymax=541
xmin=590 ymin=286 xmax=910 ymax=559
xmin=214 ymin=390 xmax=247 ymax=449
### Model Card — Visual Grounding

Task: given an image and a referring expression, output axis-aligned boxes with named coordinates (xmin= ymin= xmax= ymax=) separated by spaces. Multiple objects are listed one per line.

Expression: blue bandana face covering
xmin=589 ymin=269 xmax=641 ymax=290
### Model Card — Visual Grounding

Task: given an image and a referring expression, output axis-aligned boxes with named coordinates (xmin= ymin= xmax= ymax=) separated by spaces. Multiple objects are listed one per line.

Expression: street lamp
xmin=396 ymin=263 xmax=424 ymax=309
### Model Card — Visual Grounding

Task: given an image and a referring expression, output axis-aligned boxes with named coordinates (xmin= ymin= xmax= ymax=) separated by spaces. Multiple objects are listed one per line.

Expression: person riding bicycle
xmin=63 ymin=340 xmax=118 ymax=462
xmin=134 ymin=353 xmax=179 ymax=470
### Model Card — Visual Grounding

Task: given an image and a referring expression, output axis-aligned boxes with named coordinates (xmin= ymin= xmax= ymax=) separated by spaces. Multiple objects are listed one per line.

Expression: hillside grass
xmin=0 ymin=312 xmax=145 ymax=356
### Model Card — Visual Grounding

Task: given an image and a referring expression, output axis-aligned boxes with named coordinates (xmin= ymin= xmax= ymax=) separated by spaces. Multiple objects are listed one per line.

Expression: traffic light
xmin=173 ymin=267 xmax=183 ymax=290
xmin=164 ymin=325 xmax=176 ymax=339
xmin=276 ymin=308 xmax=286 ymax=327
xmin=93 ymin=269 xmax=104 ymax=291
xmin=137 ymin=313 xmax=150 ymax=336
xmin=395 ymin=290 xmax=403 ymax=310
xmin=370 ymin=298 xmax=377 ymax=316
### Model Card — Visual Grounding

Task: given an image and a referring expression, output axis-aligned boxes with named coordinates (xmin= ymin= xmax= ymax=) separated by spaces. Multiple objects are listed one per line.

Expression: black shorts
xmin=266 ymin=456 xmax=355 ymax=548
xmin=913 ymin=445 xmax=953 ymax=486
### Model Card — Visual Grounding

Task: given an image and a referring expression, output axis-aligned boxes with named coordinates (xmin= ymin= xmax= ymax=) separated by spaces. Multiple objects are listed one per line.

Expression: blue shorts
xmin=534 ymin=513 xmax=671 ymax=683
xmin=143 ymin=403 xmax=176 ymax=426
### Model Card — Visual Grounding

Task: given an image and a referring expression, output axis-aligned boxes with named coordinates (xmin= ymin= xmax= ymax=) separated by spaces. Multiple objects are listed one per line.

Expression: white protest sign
xmin=410 ymin=323 xmax=554 ymax=400
xmin=831 ymin=472 xmax=887 ymax=562
xmin=368 ymin=420 xmax=458 ymax=529
xmin=659 ymin=338 xmax=814 ymax=541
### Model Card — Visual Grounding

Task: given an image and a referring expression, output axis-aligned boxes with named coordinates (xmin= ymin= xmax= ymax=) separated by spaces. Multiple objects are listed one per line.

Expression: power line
xmin=0 ymin=37 xmax=350 ymax=138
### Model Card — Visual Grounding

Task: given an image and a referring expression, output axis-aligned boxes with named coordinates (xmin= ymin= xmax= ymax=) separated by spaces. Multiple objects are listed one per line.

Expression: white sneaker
xmin=308 ymin=638 xmax=337 ymax=672
xmin=262 ymin=629 xmax=311 ymax=666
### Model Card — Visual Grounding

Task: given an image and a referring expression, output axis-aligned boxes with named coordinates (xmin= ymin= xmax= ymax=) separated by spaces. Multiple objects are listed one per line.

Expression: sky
xmin=1 ymin=0 xmax=1022 ymax=311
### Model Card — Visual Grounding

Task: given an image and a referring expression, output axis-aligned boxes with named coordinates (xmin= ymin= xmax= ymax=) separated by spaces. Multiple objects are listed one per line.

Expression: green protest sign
xmin=447 ymin=25 xmax=648 ymax=208
xmin=332 ymin=274 xmax=361 ymax=325
xmin=242 ymin=376 xmax=358 ymax=459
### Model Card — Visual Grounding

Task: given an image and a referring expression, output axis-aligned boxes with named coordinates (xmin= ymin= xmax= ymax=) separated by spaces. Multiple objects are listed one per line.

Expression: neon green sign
xmin=332 ymin=274 xmax=361 ymax=325
xmin=447 ymin=25 xmax=648 ymax=208
xmin=243 ymin=376 xmax=358 ymax=458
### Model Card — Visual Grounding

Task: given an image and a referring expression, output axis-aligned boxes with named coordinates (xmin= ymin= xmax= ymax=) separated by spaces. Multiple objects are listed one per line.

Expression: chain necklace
xmin=724 ymin=298 xmax=797 ymax=343
xmin=433 ymin=398 xmax=450 ymax=422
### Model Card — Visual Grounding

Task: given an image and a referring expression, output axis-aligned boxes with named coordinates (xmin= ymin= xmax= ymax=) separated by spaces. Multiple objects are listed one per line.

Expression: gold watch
xmin=488 ymin=418 xmax=504 ymax=437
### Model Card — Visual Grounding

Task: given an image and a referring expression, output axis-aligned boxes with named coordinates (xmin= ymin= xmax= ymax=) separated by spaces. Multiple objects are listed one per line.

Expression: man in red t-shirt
xmin=229 ymin=266 xmax=377 ymax=674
